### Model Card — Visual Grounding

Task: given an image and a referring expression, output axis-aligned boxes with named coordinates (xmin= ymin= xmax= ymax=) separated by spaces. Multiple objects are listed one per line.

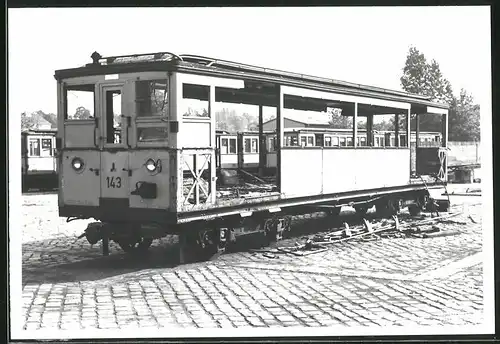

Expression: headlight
xmin=71 ymin=157 xmax=84 ymax=171
xmin=145 ymin=159 xmax=157 ymax=172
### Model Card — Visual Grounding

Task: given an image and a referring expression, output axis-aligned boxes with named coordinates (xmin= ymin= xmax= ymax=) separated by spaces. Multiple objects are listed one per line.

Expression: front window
xmin=137 ymin=127 xmax=168 ymax=143
xmin=136 ymin=79 xmax=169 ymax=117
xmin=29 ymin=138 xmax=40 ymax=156
xmin=65 ymin=84 xmax=95 ymax=120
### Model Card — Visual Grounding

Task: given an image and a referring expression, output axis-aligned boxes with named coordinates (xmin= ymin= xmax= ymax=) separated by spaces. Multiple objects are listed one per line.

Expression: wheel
xmin=117 ymin=237 xmax=153 ymax=253
xmin=376 ymin=199 xmax=398 ymax=217
xmin=408 ymin=204 xmax=421 ymax=216
xmin=326 ymin=207 xmax=342 ymax=217
xmin=354 ymin=205 xmax=368 ymax=216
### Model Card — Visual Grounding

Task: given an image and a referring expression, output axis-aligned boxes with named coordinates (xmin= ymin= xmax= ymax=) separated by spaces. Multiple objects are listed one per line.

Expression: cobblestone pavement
xmin=19 ymin=191 xmax=485 ymax=332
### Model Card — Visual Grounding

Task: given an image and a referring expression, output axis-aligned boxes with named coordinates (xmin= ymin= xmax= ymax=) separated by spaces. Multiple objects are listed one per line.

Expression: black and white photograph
xmin=8 ymin=6 xmax=494 ymax=340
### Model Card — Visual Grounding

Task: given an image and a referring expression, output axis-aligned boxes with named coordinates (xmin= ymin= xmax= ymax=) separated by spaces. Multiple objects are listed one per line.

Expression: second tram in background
xmin=21 ymin=129 xmax=58 ymax=192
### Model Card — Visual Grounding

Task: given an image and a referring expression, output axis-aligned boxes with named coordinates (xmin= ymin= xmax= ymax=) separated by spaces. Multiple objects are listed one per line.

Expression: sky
xmin=8 ymin=6 xmax=491 ymax=118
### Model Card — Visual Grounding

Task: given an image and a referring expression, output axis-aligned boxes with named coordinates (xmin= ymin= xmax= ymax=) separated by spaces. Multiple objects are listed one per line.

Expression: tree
xmin=400 ymin=46 xmax=480 ymax=140
xmin=449 ymin=89 xmax=480 ymax=141
xmin=328 ymin=108 xmax=352 ymax=129
xmin=73 ymin=106 xmax=92 ymax=120
xmin=21 ymin=112 xmax=36 ymax=131
xmin=400 ymin=47 xmax=454 ymax=132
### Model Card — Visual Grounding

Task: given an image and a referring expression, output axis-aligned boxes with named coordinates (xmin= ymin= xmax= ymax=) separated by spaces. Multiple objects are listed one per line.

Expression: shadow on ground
xmin=22 ymin=208 xmax=412 ymax=285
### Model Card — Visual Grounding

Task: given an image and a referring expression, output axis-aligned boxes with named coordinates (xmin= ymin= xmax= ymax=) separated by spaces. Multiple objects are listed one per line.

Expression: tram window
xmin=340 ymin=137 xmax=346 ymax=147
xmin=229 ymin=138 xmax=237 ymax=154
xmin=221 ymin=138 xmax=229 ymax=154
xmin=435 ymin=135 xmax=441 ymax=143
xmin=65 ymin=84 xmax=95 ymax=120
xmin=400 ymin=135 xmax=407 ymax=147
xmin=291 ymin=136 xmax=298 ymax=146
xmin=136 ymin=80 xmax=169 ymax=117
xmin=300 ymin=136 xmax=307 ymax=147
xmin=182 ymin=84 xmax=209 ymax=118
xmin=41 ymin=139 xmax=53 ymax=156
xmin=360 ymin=137 xmax=367 ymax=147
xmin=105 ymin=90 xmax=122 ymax=144
xmin=251 ymin=138 xmax=258 ymax=153
xmin=332 ymin=136 xmax=339 ymax=147
xmin=269 ymin=137 xmax=277 ymax=151
xmin=390 ymin=137 xmax=395 ymax=147
xmin=244 ymin=138 xmax=258 ymax=153
xmin=324 ymin=136 xmax=332 ymax=147
xmin=346 ymin=137 xmax=353 ymax=147
xmin=137 ymin=127 xmax=168 ymax=142
xmin=29 ymin=139 xmax=40 ymax=156
xmin=315 ymin=134 xmax=323 ymax=147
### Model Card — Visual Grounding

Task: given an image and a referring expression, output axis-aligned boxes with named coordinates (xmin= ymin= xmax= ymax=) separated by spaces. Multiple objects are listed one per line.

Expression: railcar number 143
xmin=106 ymin=176 xmax=122 ymax=188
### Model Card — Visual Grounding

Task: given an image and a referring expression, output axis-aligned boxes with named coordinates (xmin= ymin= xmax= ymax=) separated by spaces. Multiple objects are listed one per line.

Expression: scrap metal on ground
xmin=250 ymin=206 xmax=476 ymax=258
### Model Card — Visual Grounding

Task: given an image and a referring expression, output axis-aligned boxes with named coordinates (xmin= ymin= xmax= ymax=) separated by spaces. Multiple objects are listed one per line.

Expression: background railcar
xmin=21 ymin=129 xmax=58 ymax=191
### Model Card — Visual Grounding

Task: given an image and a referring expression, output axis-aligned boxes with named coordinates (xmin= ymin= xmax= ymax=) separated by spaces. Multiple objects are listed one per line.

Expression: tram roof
xmin=54 ymin=51 xmax=449 ymax=111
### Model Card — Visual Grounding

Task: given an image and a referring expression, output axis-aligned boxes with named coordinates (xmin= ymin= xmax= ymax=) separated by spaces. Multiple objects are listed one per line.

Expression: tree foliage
xmin=21 ymin=110 xmax=57 ymax=131
xmin=449 ymin=89 xmax=480 ymax=141
xmin=400 ymin=46 xmax=480 ymax=140
xmin=215 ymin=108 xmax=258 ymax=132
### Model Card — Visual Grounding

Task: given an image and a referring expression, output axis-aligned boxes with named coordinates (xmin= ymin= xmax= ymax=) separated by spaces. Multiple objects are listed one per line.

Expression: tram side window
xmin=220 ymin=138 xmax=236 ymax=154
xmin=268 ymin=137 xmax=277 ymax=151
xmin=65 ymin=84 xmax=95 ymax=120
xmin=324 ymin=136 xmax=332 ymax=147
xmin=41 ymin=138 xmax=53 ymax=156
xmin=221 ymin=138 xmax=229 ymax=154
xmin=400 ymin=135 xmax=407 ymax=147
xmin=182 ymin=84 xmax=209 ymax=118
xmin=29 ymin=139 xmax=40 ymax=156
xmin=340 ymin=137 xmax=347 ymax=147
xmin=136 ymin=80 xmax=169 ymax=117
xmin=332 ymin=136 xmax=339 ymax=147
xmin=229 ymin=138 xmax=237 ymax=154
xmin=244 ymin=138 xmax=258 ymax=153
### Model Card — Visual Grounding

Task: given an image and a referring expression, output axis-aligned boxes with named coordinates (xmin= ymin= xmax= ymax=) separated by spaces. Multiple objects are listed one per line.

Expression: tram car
xmin=21 ymin=129 xmax=58 ymax=191
xmin=55 ymin=51 xmax=449 ymax=261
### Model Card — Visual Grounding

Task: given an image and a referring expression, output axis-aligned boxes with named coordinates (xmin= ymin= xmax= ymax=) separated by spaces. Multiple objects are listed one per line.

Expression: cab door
xmin=98 ymin=82 xmax=131 ymax=200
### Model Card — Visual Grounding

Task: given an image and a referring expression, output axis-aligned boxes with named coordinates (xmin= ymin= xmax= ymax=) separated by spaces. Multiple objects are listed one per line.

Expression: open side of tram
xmin=55 ymin=52 xmax=449 ymax=261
